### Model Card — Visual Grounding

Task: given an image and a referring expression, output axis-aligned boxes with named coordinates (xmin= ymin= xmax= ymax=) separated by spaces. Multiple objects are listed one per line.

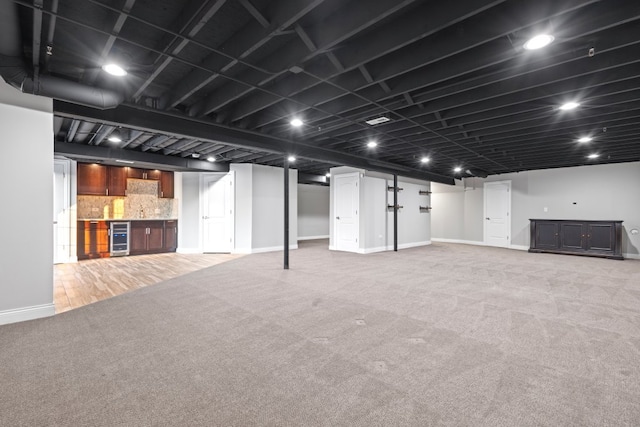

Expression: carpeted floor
xmin=2 ymin=240 xmax=640 ymax=426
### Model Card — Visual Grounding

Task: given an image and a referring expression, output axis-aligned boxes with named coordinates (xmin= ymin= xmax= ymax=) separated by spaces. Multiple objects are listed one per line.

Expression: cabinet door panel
xmin=146 ymin=169 xmax=162 ymax=180
xmin=535 ymin=222 xmax=559 ymax=249
xmin=107 ymin=166 xmax=127 ymax=196
xmin=159 ymin=171 xmax=174 ymax=198
xmin=560 ymin=223 xmax=585 ymax=250
xmin=127 ymin=167 xmax=146 ymax=179
xmin=130 ymin=224 xmax=149 ymax=254
xmin=588 ymin=224 xmax=615 ymax=252
xmin=164 ymin=221 xmax=177 ymax=251
xmin=77 ymin=163 xmax=107 ymax=195
xmin=147 ymin=223 xmax=164 ymax=251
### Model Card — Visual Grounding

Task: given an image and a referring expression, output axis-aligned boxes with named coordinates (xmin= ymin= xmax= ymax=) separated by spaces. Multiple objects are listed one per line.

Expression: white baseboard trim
xmin=360 ymin=246 xmax=386 ymax=254
xmin=177 ymin=247 xmax=203 ymax=254
xmin=432 ymin=238 xmax=485 ymax=246
xmin=0 ymin=303 xmax=55 ymax=326
xmin=298 ymin=235 xmax=330 ymax=241
xmin=355 ymin=241 xmax=432 ymax=254
xmin=233 ymin=245 xmax=299 ymax=254
xmin=432 ymin=238 xmax=530 ymax=252
xmin=624 ymin=253 xmax=640 ymax=260
xmin=394 ymin=241 xmax=432 ymax=250
xmin=328 ymin=245 xmax=336 ymax=251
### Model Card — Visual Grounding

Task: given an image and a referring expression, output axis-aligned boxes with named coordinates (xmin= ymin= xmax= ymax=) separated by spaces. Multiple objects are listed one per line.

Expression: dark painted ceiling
xmin=7 ymin=0 xmax=640 ymax=184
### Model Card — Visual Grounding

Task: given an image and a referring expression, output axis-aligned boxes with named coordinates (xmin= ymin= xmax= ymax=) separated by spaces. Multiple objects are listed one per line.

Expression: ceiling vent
xmin=365 ymin=116 xmax=391 ymax=125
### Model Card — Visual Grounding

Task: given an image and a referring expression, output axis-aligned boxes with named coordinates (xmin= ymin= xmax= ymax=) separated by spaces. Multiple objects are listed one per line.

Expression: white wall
xmin=231 ymin=164 xmax=253 ymax=252
xmin=0 ymin=80 xmax=55 ymax=325
xmin=230 ymin=164 xmax=297 ymax=253
xmin=178 ymin=172 xmax=201 ymax=253
xmin=387 ymin=180 xmax=431 ymax=249
xmin=297 ymin=184 xmax=330 ymax=240
xmin=329 ymin=168 xmax=431 ymax=253
xmin=432 ymin=162 xmax=640 ymax=257
xmin=252 ymin=165 xmax=298 ymax=251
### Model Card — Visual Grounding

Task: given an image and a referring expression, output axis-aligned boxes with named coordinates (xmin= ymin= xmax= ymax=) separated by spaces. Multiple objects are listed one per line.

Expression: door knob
xmin=336 ymin=216 xmax=340 ymax=220
xmin=486 ymin=217 xmax=490 ymax=220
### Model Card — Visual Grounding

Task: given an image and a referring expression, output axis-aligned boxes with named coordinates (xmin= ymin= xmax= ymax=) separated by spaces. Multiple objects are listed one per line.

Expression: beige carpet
xmin=2 ymin=240 xmax=640 ymax=426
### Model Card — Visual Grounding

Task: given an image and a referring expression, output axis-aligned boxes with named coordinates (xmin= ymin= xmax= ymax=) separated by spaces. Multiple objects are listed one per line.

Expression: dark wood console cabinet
xmin=529 ymin=219 xmax=623 ymax=260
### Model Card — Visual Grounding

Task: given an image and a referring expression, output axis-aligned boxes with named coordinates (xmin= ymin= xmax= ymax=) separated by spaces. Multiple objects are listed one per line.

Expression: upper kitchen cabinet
xmin=77 ymin=163 xmax=107 ymax=196
xmin=107 ymin=166 xmax=127 ymax=196
xmin=127 ymin=168 xmax=162 ymax=180
xmin=159 ymin=171 xmax=174 ymax=198
xmin=77 ymin=163 xmax=127 ymax=196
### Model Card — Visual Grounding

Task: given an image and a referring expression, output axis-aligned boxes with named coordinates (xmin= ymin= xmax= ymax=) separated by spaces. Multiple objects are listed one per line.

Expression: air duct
xmin=0 ymin=0 xmax=123 ymax=109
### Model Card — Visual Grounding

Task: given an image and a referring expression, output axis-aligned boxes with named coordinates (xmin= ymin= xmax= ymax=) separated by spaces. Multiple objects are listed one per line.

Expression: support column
xmin=393 ymin=174 xmax=398 ymax=252
xmin=284 ymin=157 xmax=289 ymax=269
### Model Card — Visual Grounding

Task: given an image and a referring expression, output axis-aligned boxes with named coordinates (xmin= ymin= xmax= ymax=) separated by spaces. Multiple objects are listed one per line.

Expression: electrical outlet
xmin=543 ymin=207 xmax=548 ymax=212
xmin=155 ymin=209 xmax=160 ymax=214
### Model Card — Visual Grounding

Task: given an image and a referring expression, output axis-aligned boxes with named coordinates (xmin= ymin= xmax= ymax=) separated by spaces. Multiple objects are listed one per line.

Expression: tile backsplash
xmin=78 ymin=179 xmax=178 ymax=219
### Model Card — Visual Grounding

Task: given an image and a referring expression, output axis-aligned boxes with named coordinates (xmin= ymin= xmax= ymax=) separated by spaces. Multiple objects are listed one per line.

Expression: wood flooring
xmin=54 ymin=252 xmax=243 ymax=313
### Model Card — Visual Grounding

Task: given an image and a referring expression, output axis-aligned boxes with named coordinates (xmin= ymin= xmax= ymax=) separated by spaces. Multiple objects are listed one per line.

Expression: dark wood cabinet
xmin=77 ymin=163 xmax=108 ymax=196
xmin=159 ymin=171 xmax=174 ymax=198
xmin=126 ymin=167 xmax=147 ymax=180
xmin=78 ymin=163 xmax=127 ymax=196
xmin=164 ymin=220 xmax=177 ymax=251
xmin=77 ymin=220 xmax=110 ymax=260
xmin=107 ymin=166 xmax=127 ymax=196
xmin=129 ymin=220 xmax=175 ymax=255
xmin=529 ymin=219 xmax=623 ymax=260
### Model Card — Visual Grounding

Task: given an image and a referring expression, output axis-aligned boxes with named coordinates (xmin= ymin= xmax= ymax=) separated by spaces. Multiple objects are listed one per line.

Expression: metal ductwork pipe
xmin=0 ymin=0 xmax=123 ymax=109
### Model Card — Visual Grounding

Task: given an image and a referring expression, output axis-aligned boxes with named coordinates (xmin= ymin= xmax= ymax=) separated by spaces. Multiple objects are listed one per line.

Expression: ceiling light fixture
xmin=290 ymin=118 xmax=303 ymax=127
xmin=578 ymin=136 xmax=592 ymax=143
xmin=107 ymin=129 xmax=122 ymax=143
xmin=207 ymin=156 xmax=215 ymax=162
xmin=115 ymin=159 xmax=134 ymax=164
xmin=192 ymin=153 xmax=200 ymax=158
xmin=367 ymin=140 xmax=378 ymax=148
xmin=454 ymin=166 xmax=462 ymax=173
xmin=325 ymin=173 xmax=331 ymax=178
xmin=102 ymin=63 xmax=127 ymax=76
xmin=288 ymin=155 xmax=296 ymax=162
xmin=587 ymin=153 xmax=599 ymax=159
xmin=523 ymin=34 xmax=555 ymax=50
xmin=365 ymin=116 xmax=391 ymax=125
xmin=420 ymin=156 xmax=430 ymax=163
xmin=559 ymin=101 xmax=580 ymax=111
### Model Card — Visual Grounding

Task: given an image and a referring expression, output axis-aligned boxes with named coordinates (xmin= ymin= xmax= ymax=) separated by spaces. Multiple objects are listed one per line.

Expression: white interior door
xmin=484 ymin=181 xmax=511 ymax=247
xmin=53 ymin=161 xmax=69 ymax=264
xmin=334 ymin=174 xmax=359 ymax=252
xmin=203 ymin=172 xmax=234 ymax=253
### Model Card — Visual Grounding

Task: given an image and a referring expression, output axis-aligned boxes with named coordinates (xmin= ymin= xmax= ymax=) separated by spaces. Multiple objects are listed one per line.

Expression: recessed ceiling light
xmin=367 ymin=140 xmax=377 ymax=148
xmin=192 ymin=153 xmax=200 ymax=158
xmin=559 ymin=101 xmax=580 ymax=111
xmin=454 ymin=166 xmax=462 ymax=173
xmin=290 ymin=118 xmax=303 ymax=127
xmin=107 ymin=129 xmax=122 ymax=143
xmin=102 ymin=63 xmax=127 ymax=76
xmin=587 ymin=153 xmax=599 ymax=159
xmin=578 ymin=136 xmax=592 ymax=143
xmin=365 ymin=116 xmax=391 ymax=125
xmin=523 ymin=34 xmax=555 ymax=50
xmin=207 ymin=156 xmax=215 ymax=162
xmin=288 ymin=155 xmax=296 ymax=162
xmin=420 ymin=156 xmax=430 ymax=163
xmin=325 ymin=173 xmax=331 ymax=177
